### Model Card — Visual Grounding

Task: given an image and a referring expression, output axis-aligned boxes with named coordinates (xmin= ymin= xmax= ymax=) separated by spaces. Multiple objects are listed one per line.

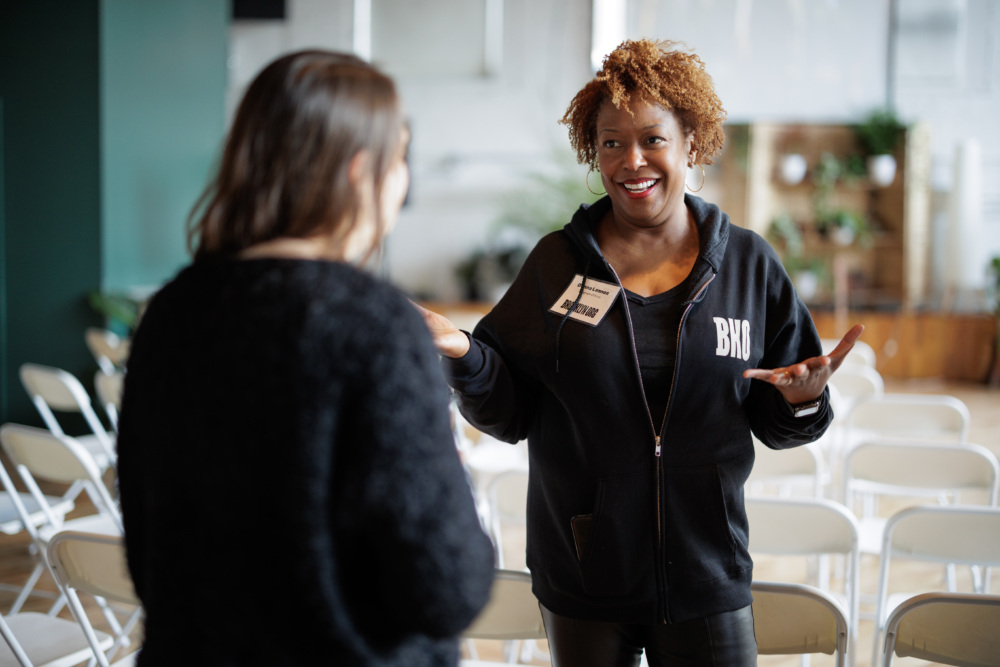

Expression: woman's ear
xmin=347 ymin=149 xmax=372 ymax=188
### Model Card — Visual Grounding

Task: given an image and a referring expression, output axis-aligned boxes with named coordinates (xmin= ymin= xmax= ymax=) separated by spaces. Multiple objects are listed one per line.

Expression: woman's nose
xmin=624 ymin=143 xmax=646 ymax=170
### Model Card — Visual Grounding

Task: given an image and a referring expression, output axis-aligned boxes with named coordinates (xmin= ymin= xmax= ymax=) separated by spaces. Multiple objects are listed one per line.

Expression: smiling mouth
xmin=620 ymin=179 xmax=659 ymax=195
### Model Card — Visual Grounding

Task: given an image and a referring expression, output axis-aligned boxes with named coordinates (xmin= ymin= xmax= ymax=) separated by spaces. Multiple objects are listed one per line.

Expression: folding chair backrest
xmin=747 ymin=497 xmax=858 ymax=557
xmin=0 ymin=424 xmax=120 ymax=531
xmin=746 ymin=438 xmax=824 ymax=498
xmin=843 ymin=440 xmax=999 ymax=507
xmin=880 ymin=592 xmax=1000 ymax=667
xmin=828 ymin=365 xmax=884 ymax=413
xmin=0 ymin=424 xmax=100 ymax=486
xmin=84 ymin=328 xmax=130 ymax=374
xmin=751 ymin=581 xmax=848 ymax=667
xmin=844 ymin=394 xmax=970 ymax=444
xmin=19 ymin=364 xmax=113 ymax=452
xmin=94 ymin=371 xmax=124 ymax=432
xmin=463 ymin=570 xmax=545 ymax=641
xmin=47 ymin=532 xmax=139 ymax=667
xmin=823 ymin=338 xmax=876 ymax=367
xmin=485 ymin=470 xmax=529 ymax=570
xmin=47 ymin=532 xmax=138 ymax=607
xmin=881 ymin=505 xmax=1000 ymax=567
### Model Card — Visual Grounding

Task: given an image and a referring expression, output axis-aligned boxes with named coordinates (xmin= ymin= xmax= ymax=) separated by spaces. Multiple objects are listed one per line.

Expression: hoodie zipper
xmin=608 ymin=262 xmax=716 ymax=624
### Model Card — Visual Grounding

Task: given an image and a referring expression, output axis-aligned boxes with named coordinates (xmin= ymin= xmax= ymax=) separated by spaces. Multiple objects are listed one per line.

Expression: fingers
xmin=828 ymin=324 xmax=865 ymax=359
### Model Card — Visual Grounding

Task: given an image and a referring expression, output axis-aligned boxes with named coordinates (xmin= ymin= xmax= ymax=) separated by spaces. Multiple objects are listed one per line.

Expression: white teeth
xmin=623 ymin=179 xmax=656 ymax=192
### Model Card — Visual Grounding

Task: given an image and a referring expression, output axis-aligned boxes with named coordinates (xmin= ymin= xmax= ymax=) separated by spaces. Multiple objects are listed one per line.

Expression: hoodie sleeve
xmin=744 ymin=248 xmax=833 ymax=450
xmin=442 ymin=310 xmax=545 ymax=444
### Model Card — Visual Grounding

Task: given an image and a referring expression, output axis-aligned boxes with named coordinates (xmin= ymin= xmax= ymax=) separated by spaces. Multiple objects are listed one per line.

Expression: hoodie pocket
xmin=662 ymin=464 xmax=750 ymax=587
xmin=576 ymin=469 xmax=655 ymax=598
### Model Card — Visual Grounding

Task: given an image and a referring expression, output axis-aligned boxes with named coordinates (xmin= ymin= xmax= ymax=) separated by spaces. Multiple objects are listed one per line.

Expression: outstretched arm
xmin=743 ymin=324 xmax=865 ymax=405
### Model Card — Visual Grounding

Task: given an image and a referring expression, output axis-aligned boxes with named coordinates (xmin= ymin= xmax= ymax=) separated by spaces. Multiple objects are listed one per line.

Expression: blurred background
xmin=1 ymin=0 xmax=999 ymax=424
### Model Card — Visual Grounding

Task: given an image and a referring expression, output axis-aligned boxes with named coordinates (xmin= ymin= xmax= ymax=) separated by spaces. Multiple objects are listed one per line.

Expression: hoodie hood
xmin=561 ymin=193 xmax=732 ymax=297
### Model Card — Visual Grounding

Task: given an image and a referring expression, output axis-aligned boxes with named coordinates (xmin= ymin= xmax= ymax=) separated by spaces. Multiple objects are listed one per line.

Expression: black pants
xmin=540 ymin=604 xmax=757 ymax=667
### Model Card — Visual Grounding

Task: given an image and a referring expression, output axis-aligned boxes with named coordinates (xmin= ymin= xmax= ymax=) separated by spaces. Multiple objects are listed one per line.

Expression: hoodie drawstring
xmin=555 ymin=255 xmax=593 ymax=374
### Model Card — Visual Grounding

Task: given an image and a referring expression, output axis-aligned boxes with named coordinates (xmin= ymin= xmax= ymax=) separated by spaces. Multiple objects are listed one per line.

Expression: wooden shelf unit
xmin=706 ymin=122 xmax=933 ymax=311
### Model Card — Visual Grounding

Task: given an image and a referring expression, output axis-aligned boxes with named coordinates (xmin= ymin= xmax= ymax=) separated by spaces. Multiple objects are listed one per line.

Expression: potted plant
xmin=855 ymin=108 xmax=906 ymax=187
xmin=816 ymin=209 xmax=872 ymax=247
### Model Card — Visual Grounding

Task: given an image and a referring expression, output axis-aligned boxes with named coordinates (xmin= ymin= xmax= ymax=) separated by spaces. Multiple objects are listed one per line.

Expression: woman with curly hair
xmin=420 ymin=39 xmax=861 ymax=666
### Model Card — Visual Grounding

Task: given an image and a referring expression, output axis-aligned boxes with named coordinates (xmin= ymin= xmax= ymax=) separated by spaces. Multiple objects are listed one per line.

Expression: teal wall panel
xmin=0 ymin=2 xmax=104 ymax=425
xmin=101 ymin=0 xmax=228 ymax=292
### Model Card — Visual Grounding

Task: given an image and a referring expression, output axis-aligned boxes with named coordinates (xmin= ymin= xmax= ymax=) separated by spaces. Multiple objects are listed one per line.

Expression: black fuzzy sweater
xmin=117 ymin=258 xmax=494 ymax=666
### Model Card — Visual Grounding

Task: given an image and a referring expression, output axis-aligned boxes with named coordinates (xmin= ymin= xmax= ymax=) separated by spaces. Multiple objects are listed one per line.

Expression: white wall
xmin=229 ymin=0 xmax=1000 ymax=304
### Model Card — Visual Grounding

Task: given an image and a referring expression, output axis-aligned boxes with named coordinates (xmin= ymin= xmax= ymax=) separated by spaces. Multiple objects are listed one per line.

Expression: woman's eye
xmin=647 ymin=136 xmax=665 ymax=145
xmin=602 ymin=140 xmax=620 ymax=148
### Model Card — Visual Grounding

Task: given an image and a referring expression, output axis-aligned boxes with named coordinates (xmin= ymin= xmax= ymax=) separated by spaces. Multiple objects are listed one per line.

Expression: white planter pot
xmin=779 ymin=154 xmax=808 ymax=185
xmin=867 ymin=154 xmax=897 ymax=187
xmin=831 ymin=226 xmax=856 ymax=246
xmin=793 ymin=271 xmax=819 ymax=301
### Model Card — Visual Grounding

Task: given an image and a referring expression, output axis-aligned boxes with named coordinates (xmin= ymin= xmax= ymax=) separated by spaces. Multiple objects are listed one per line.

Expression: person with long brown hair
xmin=419 ymin=39 xmax=862 ymax=666
xmin=117 ymin=50 xmax=494 ymax=666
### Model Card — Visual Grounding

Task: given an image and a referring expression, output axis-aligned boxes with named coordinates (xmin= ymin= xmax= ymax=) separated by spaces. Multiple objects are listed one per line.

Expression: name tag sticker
xmin=549 ymin=274 xmax=621 ymax=326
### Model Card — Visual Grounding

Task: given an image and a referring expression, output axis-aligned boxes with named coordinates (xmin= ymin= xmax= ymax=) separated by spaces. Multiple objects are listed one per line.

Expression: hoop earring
xmin=586 ymin=166 xmax=605 ymax=196
xmin=686 ymin=163 xmax=706 ymax=193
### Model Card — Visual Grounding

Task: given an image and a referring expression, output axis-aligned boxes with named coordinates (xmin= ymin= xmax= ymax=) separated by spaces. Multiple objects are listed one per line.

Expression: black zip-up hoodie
xmin=444 ymin=194 xmax=831 ymax=625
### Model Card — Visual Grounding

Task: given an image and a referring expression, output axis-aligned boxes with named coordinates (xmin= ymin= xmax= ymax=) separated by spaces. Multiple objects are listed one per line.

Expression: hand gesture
xmin=411 ymin=302 xmax=472 ymax=359
xmin=742 ymin=324 xmax=865 ymax=406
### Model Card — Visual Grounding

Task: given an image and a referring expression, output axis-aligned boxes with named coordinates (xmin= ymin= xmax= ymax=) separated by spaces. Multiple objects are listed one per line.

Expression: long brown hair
xmin=187 ymin=50 xmax=404 ymax=260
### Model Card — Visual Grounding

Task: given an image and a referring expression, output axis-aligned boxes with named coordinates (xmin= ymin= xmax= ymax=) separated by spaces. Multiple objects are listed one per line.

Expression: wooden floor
xmin=1 ymin=378 xmax=996 ymax=666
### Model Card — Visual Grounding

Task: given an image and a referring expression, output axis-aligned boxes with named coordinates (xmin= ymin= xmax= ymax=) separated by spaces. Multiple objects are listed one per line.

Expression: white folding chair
xmin=871 ymin=505 xmax=1000 ymax=667
xmin=84 ymin=328 xmax=130 ymax=375
xmin=19 ymin=364 xmax=115 ymax=470
xmin=485 ymin=470 xmax=529 ymax=571
xmin=840 ymin=440 xmax=999 ymax=556
xmin=0 ymin=425 xmax=123 ymax=621
xmin=746 ymin=497 xmax=860 ymax=666
xmin=47 ymin=532 xmax=141 ymax=667
xmin=746 ymin=437 xmax=825 ymax=498
xmin=460 ymin=569 xmax=545 ymax=667
xmin=879 ymin=592 xmax=1000 ymax=667
xmin=752 ymin=581 xmax=850 ymax=667
xmin=93 ymin=371 xmax=124 ymax=434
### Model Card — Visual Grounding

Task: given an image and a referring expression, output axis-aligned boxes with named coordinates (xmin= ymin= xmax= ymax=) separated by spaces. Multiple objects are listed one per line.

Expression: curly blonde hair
xmin=561 ymin=39 xmax=727 ymax=167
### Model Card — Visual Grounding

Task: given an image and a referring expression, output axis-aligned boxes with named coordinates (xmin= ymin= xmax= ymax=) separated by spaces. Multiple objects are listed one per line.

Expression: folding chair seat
xmin=460 ymin=569 xmax=545 ymax=667
xmin=0 ymin=610 xmax=112 ymax=667
xmin=19 ymin=364 xmax=115 ymax=470
xmin=871 ymin=505 xmax=1000 ymax=667
xmin=879 ymin=591 xmax=1000 ymax=667
xmin=47 ymin=532 xmax=141 ymax=667
xmin=0 ymin=425 xmax=123 ymax=618
xmin=84 ymin=328 xmax=130 ymax=375
xmin=746 ymin=497 xmax=860 ymax=666
xmin=751 ymin=581 xmax=850 ymax=667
